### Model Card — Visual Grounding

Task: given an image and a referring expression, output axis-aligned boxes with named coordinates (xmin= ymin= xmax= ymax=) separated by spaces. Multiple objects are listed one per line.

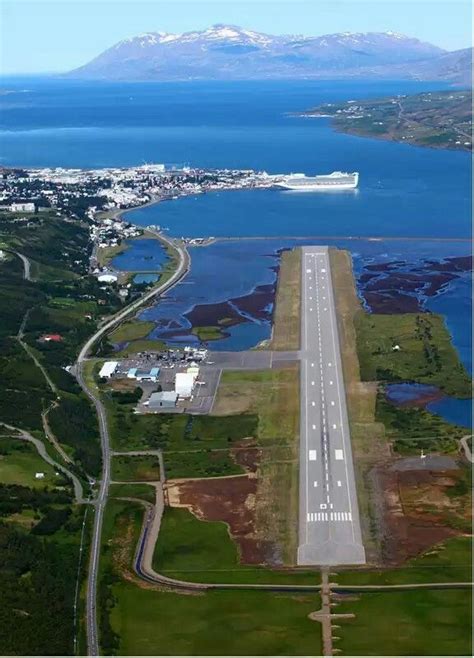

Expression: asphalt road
xmin=77 ymin=234 xmax=189 ymax=657
xmin=298 ymin=246 xmax=365 ymax=566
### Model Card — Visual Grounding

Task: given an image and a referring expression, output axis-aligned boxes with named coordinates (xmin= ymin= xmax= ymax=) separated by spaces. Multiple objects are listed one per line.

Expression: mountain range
xmin=68 ymin=24 xmax=472 ymax=84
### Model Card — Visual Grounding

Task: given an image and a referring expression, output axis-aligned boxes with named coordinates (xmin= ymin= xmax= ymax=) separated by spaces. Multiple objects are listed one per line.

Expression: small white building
xmin=99 ymin=361 xmax=119 ymax=379
xmin=11 ymin=202 xmax=35 ymax=213
xmin=97 ymin=273 xmax=118 ymax=284
xmin=175 ymin=372 xmax=196 ymax=399
xmin=35 ymin=472 xmax=45 ymax=479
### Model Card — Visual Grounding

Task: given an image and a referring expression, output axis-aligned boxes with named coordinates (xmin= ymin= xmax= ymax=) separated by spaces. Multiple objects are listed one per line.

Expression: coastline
xmin=300 ymin=113 xmax=472 ymax=152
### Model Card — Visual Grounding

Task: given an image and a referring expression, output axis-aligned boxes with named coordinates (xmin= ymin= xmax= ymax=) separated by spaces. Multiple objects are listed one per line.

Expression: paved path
xmin=298 ymin=246 xmax=365 ymax=566
xmin=0 ymin=423 xmax=85 ymax=503
xmin=11 ymin=250 xmax=32 ymax=280
xmin=460 ymin=435 xmax=473 ymax=463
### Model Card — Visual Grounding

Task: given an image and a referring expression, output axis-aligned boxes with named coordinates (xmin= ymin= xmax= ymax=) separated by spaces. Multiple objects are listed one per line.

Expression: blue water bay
xmin=1 ymin=77 xmax=471 ymax=427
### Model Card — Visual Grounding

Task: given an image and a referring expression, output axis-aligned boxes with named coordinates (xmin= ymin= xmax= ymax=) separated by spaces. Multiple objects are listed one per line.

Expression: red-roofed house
xmin=41 ymin=334 xmax=63 ymax=342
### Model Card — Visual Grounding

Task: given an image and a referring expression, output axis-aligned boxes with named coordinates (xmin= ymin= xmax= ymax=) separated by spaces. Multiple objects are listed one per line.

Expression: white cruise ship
xmin=277 ymin=171 xmax=359 ymax=191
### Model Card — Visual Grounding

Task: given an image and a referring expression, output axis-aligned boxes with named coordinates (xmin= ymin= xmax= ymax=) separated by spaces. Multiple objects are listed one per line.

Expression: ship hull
xmin=276 ymin=171 xmax=359 ymax=191
xmin=277 ymin=181 xmax=358 ymax=191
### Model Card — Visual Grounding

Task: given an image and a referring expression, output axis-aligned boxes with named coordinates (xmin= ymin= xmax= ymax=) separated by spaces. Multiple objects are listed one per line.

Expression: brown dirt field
xmin=270 ymin=248 xmax=301 ymax=350
xmin=232 ymin=438 xmax=261 ymax=473
xmin=104 ymin=378 xmax=142 ymax=392
xmin=211 ymin=367 xmax=300 ymax=565
xmin=371 ymin=464 xmax=469 ymax=564
xmin=167 ymin=475 xmax=276 ymax=564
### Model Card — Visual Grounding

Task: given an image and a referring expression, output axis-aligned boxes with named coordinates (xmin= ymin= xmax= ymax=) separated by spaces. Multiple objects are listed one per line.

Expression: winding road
xmin=0 ymin=423 xmax=85 ymax=502
xmin=77 ymin=233 xmax=189 ymax=657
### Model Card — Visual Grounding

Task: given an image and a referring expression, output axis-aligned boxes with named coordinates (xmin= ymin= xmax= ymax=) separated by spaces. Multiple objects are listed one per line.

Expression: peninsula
xmin=303 ymin=90 xmax=472 ymax=151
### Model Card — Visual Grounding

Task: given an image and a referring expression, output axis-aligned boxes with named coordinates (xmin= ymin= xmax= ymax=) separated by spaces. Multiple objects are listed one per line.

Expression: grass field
xmin=109 ymin=482 xmax=157 ymax=504
xmin=271 ymin=248 xmax=301 ymax=350
xmin=355 ymin=312 xmax=472 ymax=397
xmin=113 ymin=585 xmax=323 ymax=656
xmin=213 ymin=367 xmax=300 ymax=564
xmin=107 ymin=399 xmax=258 ymax=453
xmin=334 ymin=589 xmax=471 ymax=656
xmin=376 ymin=392 xmax=468 ymax=453
xmin=108 ymin=320 xmax=155 ymax=343
xmin=0 ymin=438 xmax=57 ymax=488
xmin=154 ymin=506 xmax=323 ymax=585
xmin=102 ymin=500 xmax=323 ymax=655
xmin=111 ymin=455 xmax=161 ymax=482
xmin=154 ymin=506 xmax=238 ymax=573
xmin=164 ymin=448 xmax=243 ymax=479
xmin=113 ymin=338 xmax=168 ymax=355
xmin=107 ymin=400 xmax=253 ymax=478
xmin=191 ymin=326 xmax=225 ymax=341
xmin=335 ymin=536 xmax=472 ymax=585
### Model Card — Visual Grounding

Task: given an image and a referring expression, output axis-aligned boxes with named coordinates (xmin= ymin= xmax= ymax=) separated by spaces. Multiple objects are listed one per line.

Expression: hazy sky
xmin=1 ymin=0 xmax=472 ymax=74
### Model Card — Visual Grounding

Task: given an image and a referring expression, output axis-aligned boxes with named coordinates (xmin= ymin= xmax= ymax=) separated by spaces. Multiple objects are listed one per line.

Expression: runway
xmin=298 ymin=246 xmax=365 ymax=566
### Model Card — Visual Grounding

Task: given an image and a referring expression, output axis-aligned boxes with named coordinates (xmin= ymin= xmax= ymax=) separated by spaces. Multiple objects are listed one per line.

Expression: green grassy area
xmin=355 ymin=312 xmax=471 ymax=397
xmin=376 ymin=391 xmax=467 ymax=453
xmin=106 ymin=400 xmax=257 ymax=478
xmin=165 ymin=449 xmax=243 ymax=479
xmin=0 ymin=438 xmax=57 ymax=488
xmin=107 ymin=399 xmax=258 ymax=453
xmin=335 ymin=536 xmax=472 ymax=585
xmin=271 ymin=248 xmax=301 ymax=350
xmin=113 ymin=338 xmax=168 ymax=355
xmin=154 ymin=507 xmax=238 ymax=573
xmin=100 ymin=500 xmax=322 ymax=655
xmin=154 ymin=506 xmax=320 ymax=585
xmin=109 ymin=482 xmax=157 ymax=503
xmin=108 ymin=320 xmax=155 ymax=343
xmin=334 ymin=589 xmax=472 ymax=656
xmin=212 ymin=367 xmax=300 ymax=565
xmin=111 ymin=455 xmax=161 ymax=482
xmin=113 ymin=584 xmax=323 ymax=656
xmin=191 ymin=325 xmax=225 ymax=341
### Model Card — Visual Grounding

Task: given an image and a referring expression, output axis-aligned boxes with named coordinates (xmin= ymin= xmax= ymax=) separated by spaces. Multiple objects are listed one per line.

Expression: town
xmin=0 ymin=163 xmax=277 ymax=220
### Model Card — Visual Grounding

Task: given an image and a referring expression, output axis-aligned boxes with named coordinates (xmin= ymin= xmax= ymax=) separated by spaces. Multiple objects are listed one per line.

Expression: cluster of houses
xmin=90 ymin=217 xmax=142 ymax=251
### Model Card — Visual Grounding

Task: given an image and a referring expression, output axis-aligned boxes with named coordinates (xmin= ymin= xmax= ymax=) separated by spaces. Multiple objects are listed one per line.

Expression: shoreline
xmin=300 ymin=113 xmax=472 ymax=153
